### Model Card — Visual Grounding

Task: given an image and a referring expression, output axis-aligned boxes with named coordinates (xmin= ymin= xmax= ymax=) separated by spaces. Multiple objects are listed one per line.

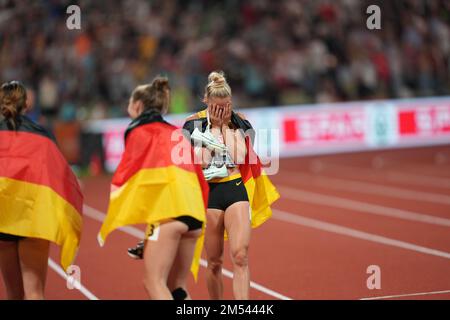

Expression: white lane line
xmin=273 ymin=209 xmax=450 ymax=260
xmin=48 ymin=258 xmax=99 ymax=300
xmin=278 ymin=186 xmax=450 ymax=227
xmin=404 ymin=164 xmax=450 ymax=177
xmin=280 ymin=170 xmax=450 ymax=206
xmin=198 ymin=260 xmax=292 ymax=301
xmin=388 ymin=171 xmax=450 ymax=189
xmin=83 ymin=205 xmax=293 ymax=300
xmin=322 ymin=163 xmax=450 ymax=190
xmin=360 ymin=289 xmax=450 ymax=300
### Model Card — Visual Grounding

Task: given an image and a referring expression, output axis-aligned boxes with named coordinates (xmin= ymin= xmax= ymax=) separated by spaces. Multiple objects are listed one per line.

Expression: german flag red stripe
xmin=98 ymin=116 xmax=207 ymax=280
xmin=111 ymin=122 xmax=197 ymax=187
xmin=0 ymin=131 xmax=83 ymax=213
xmin=242 ymin=137 xmax=263 ymax=178
xmin=0 ymin=125 xmax=83 ymax=271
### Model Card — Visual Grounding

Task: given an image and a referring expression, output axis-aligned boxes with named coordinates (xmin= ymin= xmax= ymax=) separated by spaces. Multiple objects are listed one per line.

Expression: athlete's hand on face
xmin=209 ymin=104 xmax=223 ymax=128
xmin=222 ymin=103 xmax=232 ymax=128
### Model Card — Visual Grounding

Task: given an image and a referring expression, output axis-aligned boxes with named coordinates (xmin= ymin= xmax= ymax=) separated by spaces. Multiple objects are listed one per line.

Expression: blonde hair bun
xmin=208 ymin=71 xmax=226 ymax=85
xmin=205 ymin=70 xmax=231 ymax=99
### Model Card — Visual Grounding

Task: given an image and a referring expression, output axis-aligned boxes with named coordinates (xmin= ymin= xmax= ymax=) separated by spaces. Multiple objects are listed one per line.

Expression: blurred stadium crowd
xmin=0 ymin=0 xmax=449 ymax=121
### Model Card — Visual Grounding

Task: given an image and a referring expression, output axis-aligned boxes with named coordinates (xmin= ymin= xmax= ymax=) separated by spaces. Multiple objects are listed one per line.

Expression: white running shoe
xmin=191 ymin=128 xmax=227 ymax=152
xmin=203 ymin=164 xmax=229 ymax=181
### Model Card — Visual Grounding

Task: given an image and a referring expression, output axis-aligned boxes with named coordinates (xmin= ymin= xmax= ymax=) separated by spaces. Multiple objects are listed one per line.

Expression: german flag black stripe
xmin=124 ymin=108 xmax=170 ymax=141
xmin=0 ymin=115 xmax=56 ymax=142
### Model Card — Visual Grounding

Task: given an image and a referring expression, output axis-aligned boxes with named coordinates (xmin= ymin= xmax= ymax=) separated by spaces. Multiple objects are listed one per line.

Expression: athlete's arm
xmin=221 ymin=104 xmax=246 ymax=165
xmin=184 ymin=114 xmax=214 ymax=168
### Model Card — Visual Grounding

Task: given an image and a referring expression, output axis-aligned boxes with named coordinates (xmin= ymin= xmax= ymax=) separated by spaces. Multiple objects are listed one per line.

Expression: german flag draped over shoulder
xmin=0 ymin=116 xmax=83 ymax=271
xmin=98 ymin=109 xmax=208 ymax=280
xmin=183 ymin=109 xmax=280 ymax=229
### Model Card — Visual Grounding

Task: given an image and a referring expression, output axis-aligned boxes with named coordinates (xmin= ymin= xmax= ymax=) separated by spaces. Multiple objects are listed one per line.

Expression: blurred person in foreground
xmin=98 ymin=76 xmax=208 ymax=300
xmin=0 ymin=81 xmax=83 ymax=299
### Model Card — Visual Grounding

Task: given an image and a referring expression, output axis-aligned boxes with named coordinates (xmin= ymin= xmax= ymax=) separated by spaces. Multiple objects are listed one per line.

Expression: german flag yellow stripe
xmin=244 ymin=172 xmax=280 ymax=229
xmin=196 ymin=109 xmax=207 ymax=119
xmin=98 ymin=165 xmax=207 ymax=280
xmin=0 ymin=177 xmax=82 ymax=271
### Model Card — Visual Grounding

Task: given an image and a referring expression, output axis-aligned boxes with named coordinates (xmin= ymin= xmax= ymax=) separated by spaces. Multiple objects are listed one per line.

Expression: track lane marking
xmin=278 ymin=185 xmax=450 ymax=227
xmin=48 ymin=258 xmax=99 ymax=300
xmin=279 ymin=170 xmax=450 ymax=206
xmin=321 ymin=163 xmax=450 ymax=189
xmin=360 ymin=289 xmax=450 ymax=300
xmin=83 ymin=204 xmax=293 ymax=300
xmin=273 ymin=209 xmax=450 ymax=260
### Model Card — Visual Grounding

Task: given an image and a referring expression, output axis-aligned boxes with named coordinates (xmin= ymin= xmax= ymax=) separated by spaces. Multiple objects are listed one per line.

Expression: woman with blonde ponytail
xmin=99 ymin=76 xmax=208 ymax=300
xmin=182 ymin=71 xmax=279 ymax=299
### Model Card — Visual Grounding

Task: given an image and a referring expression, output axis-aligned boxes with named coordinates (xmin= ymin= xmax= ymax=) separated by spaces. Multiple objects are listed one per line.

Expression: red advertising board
xmin=282 ymin=109 xmax=365 ymax=146
xmin=103 ymin=129 xmax=125 ymax=172
xmin=399 ymin=103 xmax=450 ymax=137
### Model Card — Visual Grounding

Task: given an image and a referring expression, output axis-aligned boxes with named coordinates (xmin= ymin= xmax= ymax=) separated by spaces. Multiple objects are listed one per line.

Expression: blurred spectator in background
xmin=25 ymin=87 xmax=39 ymax=121
xmin=0 ymin=0 xmax=449 ymax=121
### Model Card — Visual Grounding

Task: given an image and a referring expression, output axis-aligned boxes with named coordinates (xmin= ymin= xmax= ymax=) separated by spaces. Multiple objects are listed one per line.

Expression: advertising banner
xmin=85 ymin=97 xmax=450 ymax=172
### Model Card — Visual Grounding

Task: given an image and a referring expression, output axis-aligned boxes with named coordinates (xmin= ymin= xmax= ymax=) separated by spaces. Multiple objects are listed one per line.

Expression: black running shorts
xmin=174 ymin=216 xmax=203 ymax=231
xmin=146 ymin=216 xmax=203 ymax=240
xmin=0 ymin=233 xmax=25 ymax=242
xmin=208 ymin=175 xmax=249 ymax=211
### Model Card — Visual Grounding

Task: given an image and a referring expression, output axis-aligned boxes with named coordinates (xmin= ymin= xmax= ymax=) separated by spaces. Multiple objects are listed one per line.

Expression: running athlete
xmin=98 ymin=77 xmax=208 ymax=300
xmin=0 ymin=81 xmax=83 ymax=299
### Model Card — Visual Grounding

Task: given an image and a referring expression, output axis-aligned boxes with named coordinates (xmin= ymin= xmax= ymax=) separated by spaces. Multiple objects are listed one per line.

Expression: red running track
xmin=1 ymin=145 xmax=450 ymax=300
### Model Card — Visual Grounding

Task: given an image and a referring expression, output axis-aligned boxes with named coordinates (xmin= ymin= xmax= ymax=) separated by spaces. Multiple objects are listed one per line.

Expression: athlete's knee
xmin=231 ymin=247 xmax=248 ymax=268
xmin=142 ymin=277 xmax=152 ymax=294
xmin=143 ymin=275 xmax=163 ymax=296
xmin=207 ymin=257 xmax=223 ymax=274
